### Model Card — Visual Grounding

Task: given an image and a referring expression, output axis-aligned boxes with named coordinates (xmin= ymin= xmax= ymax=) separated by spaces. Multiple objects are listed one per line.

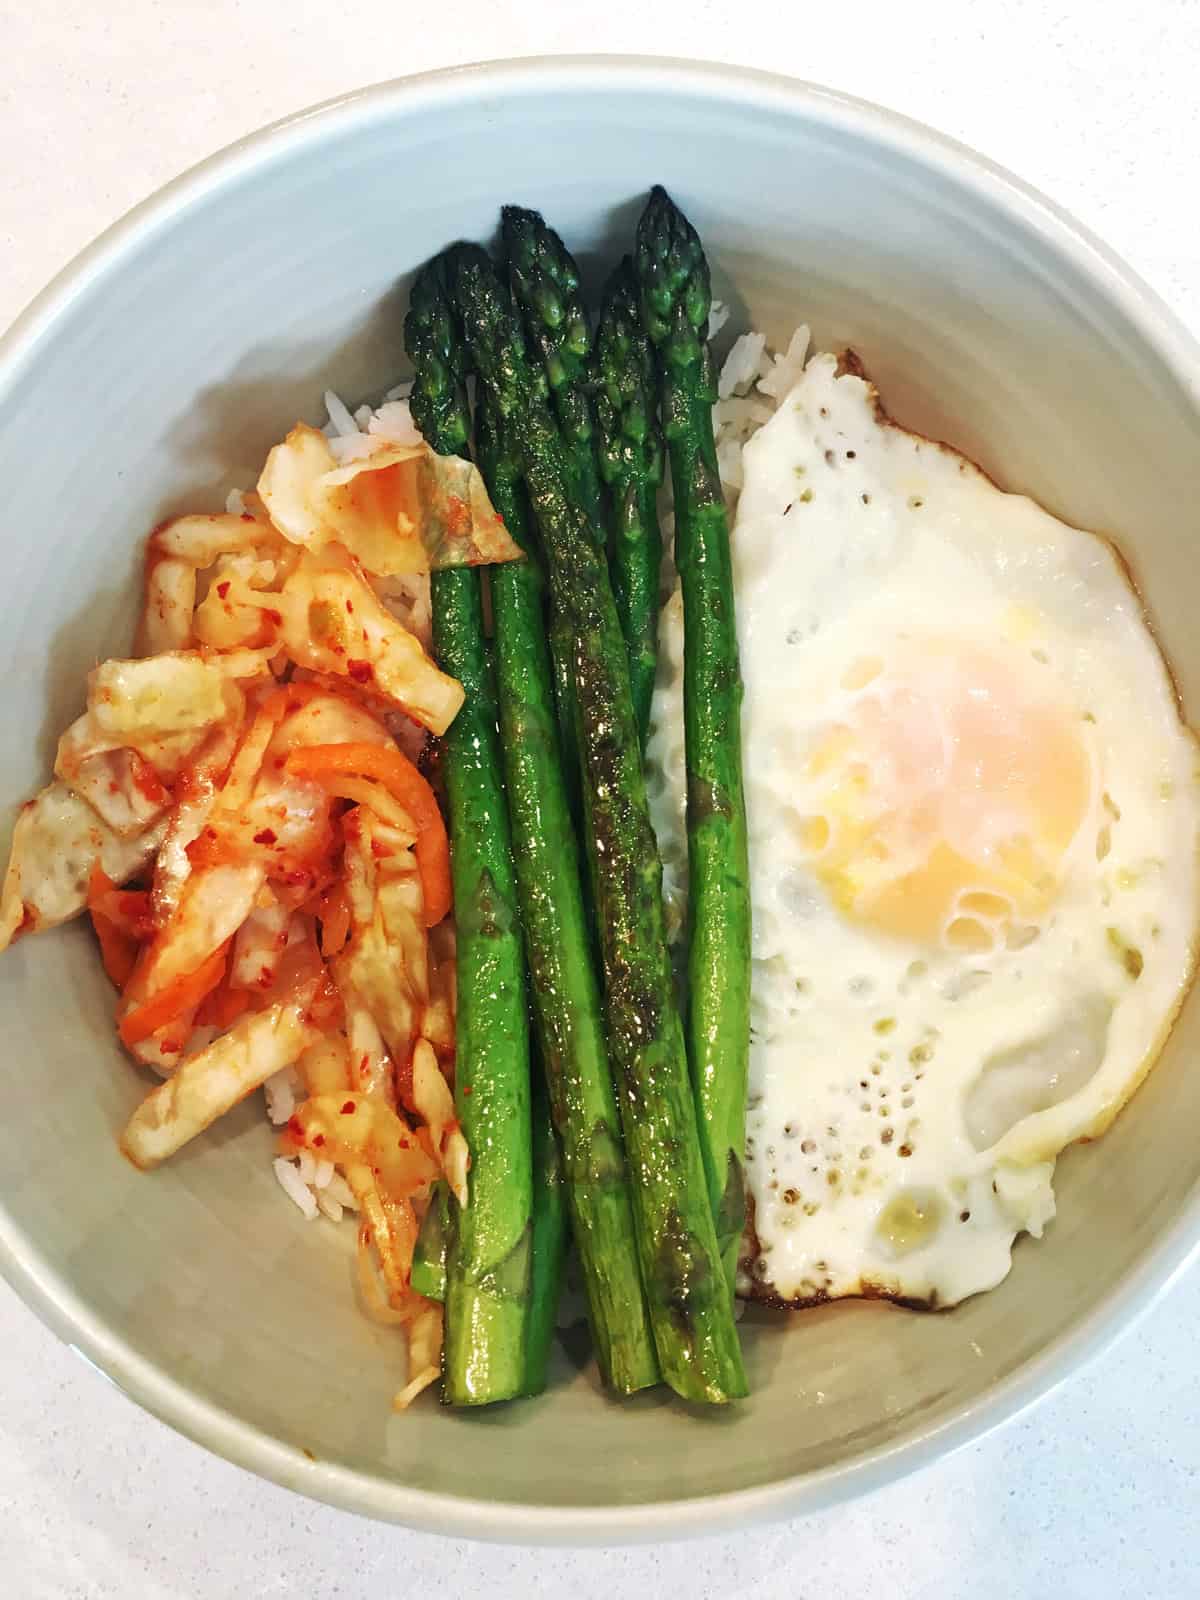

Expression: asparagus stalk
xmin=503 ymin=206 xmax=600 ymax=820
xmin=522 ymin=1071 xmax=570 ymax=1394
xmin=634 ymin=188 xmax=752 ymax=1291
xmin=594 ymin=257 xmax=665 ymax=749
xmin=409 ymin=1104 xmax=572 ymax=1401
xmin=411 ymin=1181 xmax=449 ymax=1302
xmin=503 ymin=206 xmax=607 ymax=535
xmin=476 ymin=384 xmax=658 ymax=1394
xmin=449 ymin=241 xmax=746 ymax=1404
xmin=405 ymin=261 xmax=532 ymax=1406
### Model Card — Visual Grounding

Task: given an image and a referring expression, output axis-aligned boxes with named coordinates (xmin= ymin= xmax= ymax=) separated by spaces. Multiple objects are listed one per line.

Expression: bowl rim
xmin=4 ymin=52 xmax=1200 ymax=1545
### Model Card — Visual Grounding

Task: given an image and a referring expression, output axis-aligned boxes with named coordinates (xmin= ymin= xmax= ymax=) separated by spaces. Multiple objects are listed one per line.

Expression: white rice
xmin=273 ymin=1148 xmax=360 ymax=1223
xmin=717 ymin=331 xmax=767 ymax=400
xmin=273 ymin=1157 xmax=319 ymax=1221
xmin=262 ymin=1065 xmax=299 ymax=1126
xmin=324 ymin=1172 xmax=356 ymax=1209
xmin=324 ymin=389 xmax=361 ymax=438
xmin=367 ymin=400 xmax=422 ymax=446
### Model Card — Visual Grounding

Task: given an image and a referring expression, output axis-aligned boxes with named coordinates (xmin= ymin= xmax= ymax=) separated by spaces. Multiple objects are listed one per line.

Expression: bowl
xmin=2 ymin=56 xmax=1200 ymax=1543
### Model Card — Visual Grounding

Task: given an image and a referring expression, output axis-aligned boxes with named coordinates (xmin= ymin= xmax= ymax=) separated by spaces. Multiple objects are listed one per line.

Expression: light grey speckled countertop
xmin=2 ymin=4 xmax=1199 ymax=1595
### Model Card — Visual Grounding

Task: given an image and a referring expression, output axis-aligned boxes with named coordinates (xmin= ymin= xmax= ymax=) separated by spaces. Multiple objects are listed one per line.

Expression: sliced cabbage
xmin=139 ymin=556 xmax=197 ymax=654
xmin=0 ymin=781 xmax=164 ymax=951
xmin=345 ymin=1003 xmax=397 ymax=1104
xmin=121 ymin=981 xmax=323 ymax=1169
xmin=267 ymin=688 xmax=394 ymax=758
xmin=334 ymin=807 xmax=428 ymax=1068
xmin=150 ymin=512 xmax=280 ymax=567
xmin=55 ymin=655 xmax=256 ymax=836
xmin=230 ymin=894 xmax=291 ymax=991
xmin=125 ymin=861 xmax=265 ymax=1005
xmin=276 ymin=548 xmax=463 ymax=734
xmin=91 ymin=654 xmax=230 ymax=738
xmin=296 ymin=1033 xmax=353 ymax=1097
xmin=289 ymin=1092 xmax=437 ymax=1200
xmin=258 ymin=422 xmax=524 ymax=576
xmin=393 ymin=1303 xmax=443 ymax=1410
xmin=411 ymin=1037 xmax=468 ymax=1207
xmin=192 ymin=553 xmax=289 ymax=652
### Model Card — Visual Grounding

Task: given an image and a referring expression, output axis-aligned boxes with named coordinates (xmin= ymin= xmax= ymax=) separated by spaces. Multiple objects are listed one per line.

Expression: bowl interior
xmin=2 ymin=61 xmax=1199 ymax=1537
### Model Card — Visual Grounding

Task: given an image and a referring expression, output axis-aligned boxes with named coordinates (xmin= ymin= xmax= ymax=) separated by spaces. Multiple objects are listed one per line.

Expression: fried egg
xmin=648 ymin=349 xmax=1200 ymax=1308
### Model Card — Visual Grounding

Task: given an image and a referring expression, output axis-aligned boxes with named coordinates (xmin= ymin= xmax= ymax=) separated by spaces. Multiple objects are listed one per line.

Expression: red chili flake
xmin=359 ymin=1054 xmax=370 ymax=1075
xmin=370 ymin=839 xmax=393 ymax=859
xmin=108 ymin=781 xmax=120 ymax=795
xmin=346 ymin=659 xmax=374 ymax=685
xmin=216 ymin=581 xmax=231 ymax=599
xmin=253 ymin=828 xmax=278 ymax=846
xmin=463 ymin=1084 xmax=473 ymax=1097
xmin=345 ymin=599 xmax=354 ymax=614
xmin=273 ymin=756 xmax=286 ymax=770
xmin=240 ymin=512 xmax=255 ymax=523
xmin=341 ymin=1100 xmax=356 ymax=1115
xmin=263 ymin=608 xmax=282 ymax=627
xmin=312 ymin=1133 xmax=326 ymax=1148
xmin=258 ymin=965 xmax=274 ymax=988
xmin=398 ymin=1137 xmax=409 ymax=1149
xmin=287 ymin=1114 xmax=304 ymax=1138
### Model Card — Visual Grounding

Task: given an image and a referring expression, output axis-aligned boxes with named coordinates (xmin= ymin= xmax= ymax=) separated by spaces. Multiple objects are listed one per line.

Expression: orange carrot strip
xmin=86 ymin=866 xmax=140 ymax=989
xmin=119 ymin=943 xmax=230 ymax=1047
xmin=285 ymin=743 xmax=450 ymax=926
xmin=195 ymin=980 xmax=253 ymax=1030
xmin=92 ymin=913 xmax=139 ymax=991
xmin=87 ymin=864 xmax=116 ymax=906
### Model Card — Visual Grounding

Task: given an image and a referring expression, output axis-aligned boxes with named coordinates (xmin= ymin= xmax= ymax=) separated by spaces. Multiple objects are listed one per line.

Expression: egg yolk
xmin=797 ymin=641 xmax=1092 ymax=949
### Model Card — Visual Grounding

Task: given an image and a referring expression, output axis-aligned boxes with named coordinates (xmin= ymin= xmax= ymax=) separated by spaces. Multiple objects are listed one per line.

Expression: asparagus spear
xmin=634 ymin=188 xmax=752 ymax=1291
xmin=411 ymin=1181 xmax=449 ymax=1302
xmin=503 ymin=206 xmax=600 ymax=819
xmin=523 ymin=1071 xmax=570 ymax=1394
xmin=405 ymin=261 xmax=532 ymax=1406
xmin=476 ymin=384 xmax=658 ymax=1394
xmin=449 ymin=241 xmax=746 ymax=1404
xmin=409 ymin=1094 xmax=569 ymax=1401
xmin=594 ymin=257 xmax=665 ymax=749
xmin=502 ymin=206 xmax=607 ymax=535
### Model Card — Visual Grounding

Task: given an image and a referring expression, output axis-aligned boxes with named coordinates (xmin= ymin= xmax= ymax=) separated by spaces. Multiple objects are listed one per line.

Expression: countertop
xmin=2 ymin=4 xmax=1199 ymax=1595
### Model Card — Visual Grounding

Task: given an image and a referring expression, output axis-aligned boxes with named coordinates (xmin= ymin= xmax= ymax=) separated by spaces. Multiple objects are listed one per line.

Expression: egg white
xmin=647 ymin=350 xmax=1200 ymax=1308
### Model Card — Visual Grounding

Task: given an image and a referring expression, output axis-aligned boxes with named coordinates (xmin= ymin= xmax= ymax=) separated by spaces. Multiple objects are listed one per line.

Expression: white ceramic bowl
xmin=2 ymin=57 xmax=1199 ymax=1543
